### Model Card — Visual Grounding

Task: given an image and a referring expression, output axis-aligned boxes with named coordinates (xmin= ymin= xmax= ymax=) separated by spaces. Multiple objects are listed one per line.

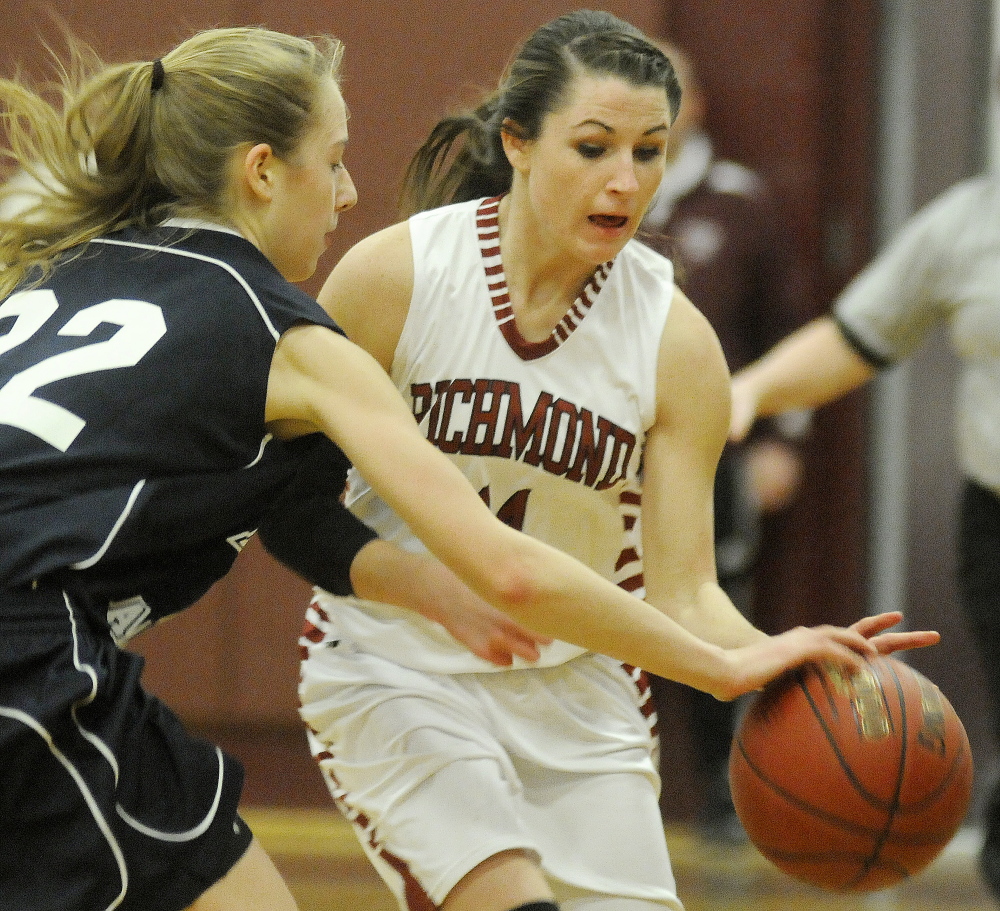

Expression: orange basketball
xmin=729 ymin=656 xmax=974 ymax=892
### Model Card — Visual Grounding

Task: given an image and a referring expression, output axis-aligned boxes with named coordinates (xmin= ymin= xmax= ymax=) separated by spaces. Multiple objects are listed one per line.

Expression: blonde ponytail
xmin=0 ymin=27 xmax=344 ymax=299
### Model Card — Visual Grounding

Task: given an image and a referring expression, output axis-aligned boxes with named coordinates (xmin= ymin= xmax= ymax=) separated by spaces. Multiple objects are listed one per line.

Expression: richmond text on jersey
xmin=412 ymin=377 xmax=636 ymax=491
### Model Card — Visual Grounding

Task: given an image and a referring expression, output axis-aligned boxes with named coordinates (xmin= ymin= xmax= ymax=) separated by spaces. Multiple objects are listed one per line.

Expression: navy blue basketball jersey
xmin=0 ymin=224 xmax=341 ymax=633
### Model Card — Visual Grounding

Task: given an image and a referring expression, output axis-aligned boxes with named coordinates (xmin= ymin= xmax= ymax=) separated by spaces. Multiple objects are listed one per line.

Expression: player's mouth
xmin=589 ymin=214 xmax=629 ymax=230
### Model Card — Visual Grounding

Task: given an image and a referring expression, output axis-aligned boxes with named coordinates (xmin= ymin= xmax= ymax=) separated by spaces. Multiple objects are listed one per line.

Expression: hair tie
xmin=151 ymin=59 xmax=165 ymax=93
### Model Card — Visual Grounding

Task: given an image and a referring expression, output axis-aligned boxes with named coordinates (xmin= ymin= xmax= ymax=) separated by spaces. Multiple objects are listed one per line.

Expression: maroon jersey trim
xmin=477 ymin=196 xmax=611 ymax=361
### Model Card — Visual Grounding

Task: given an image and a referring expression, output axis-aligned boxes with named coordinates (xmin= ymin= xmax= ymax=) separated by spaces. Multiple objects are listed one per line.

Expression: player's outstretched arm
xmin=265 ymin=320 xmax=883 ymax=698
xmin=632 ymin=290 xmax=938 ymax=696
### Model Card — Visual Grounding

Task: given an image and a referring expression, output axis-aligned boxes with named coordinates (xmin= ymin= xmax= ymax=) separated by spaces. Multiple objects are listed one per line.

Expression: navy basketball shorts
xmin=0 ymin=581 xmax=253 ymax=911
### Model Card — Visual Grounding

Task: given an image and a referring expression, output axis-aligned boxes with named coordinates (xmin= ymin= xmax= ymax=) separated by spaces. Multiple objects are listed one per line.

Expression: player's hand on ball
xmin=850 ymin=610 xmax=941 ymax=655
xmin=720 ymin=624 xmax=879 ymax=700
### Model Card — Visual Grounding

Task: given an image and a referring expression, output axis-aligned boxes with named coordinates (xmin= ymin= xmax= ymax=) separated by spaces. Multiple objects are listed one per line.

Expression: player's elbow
xmin=476 ymin=547 xmax=550 ymax=624
xmin=486 ymin=568 xmax=543 ymax=620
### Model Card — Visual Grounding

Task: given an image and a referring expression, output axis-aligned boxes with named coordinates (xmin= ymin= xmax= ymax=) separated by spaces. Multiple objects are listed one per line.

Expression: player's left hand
xmin=851 ymin=611 xmax=940 ymax=655
xmin=433 ymin=599 xmax=554 ymax=666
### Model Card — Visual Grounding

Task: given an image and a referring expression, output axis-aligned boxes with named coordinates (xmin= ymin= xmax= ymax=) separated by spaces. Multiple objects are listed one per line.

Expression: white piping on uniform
xmin=64 ymin=590 xmax=120 ymax=780
xmin=92 ymin=237 xmax=281 ymax=341
xmin=0 ymin=704 xmax=128 ymax=910
xmin=159 ymin=217 xmax=242 ymax=238
xmin=71 ymin=479 xmax=145 ymax=571
xmin=244 ymin=433 xmax=272 ymax=469
xmin=115 ymin=746 xmax=226 ymax=842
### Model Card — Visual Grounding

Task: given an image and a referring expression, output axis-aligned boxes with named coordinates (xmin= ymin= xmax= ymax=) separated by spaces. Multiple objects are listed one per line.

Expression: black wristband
xmin=258 ymin=435 xmax=378 ymax=596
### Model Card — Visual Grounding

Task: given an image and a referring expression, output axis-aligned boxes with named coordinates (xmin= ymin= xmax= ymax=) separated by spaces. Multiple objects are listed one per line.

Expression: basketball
xmin=729 ymin=656 xmax=974 ymax=892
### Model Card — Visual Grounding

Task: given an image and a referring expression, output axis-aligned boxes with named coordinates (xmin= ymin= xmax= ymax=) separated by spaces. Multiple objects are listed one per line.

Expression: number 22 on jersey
xmin=0 ymin=288 xmax=166 ymax=451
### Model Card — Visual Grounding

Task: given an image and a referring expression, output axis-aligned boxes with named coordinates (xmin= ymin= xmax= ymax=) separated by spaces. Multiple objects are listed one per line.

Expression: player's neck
xmin=497 ymin=193 xmax=603 ymax=320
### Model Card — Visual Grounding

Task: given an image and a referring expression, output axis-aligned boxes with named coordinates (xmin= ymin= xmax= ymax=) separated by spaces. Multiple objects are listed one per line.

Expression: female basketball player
xmin=0 ymin=24 xmax=930 ymax=911
xmin=298 ymin=11 xmax=938 ymax=911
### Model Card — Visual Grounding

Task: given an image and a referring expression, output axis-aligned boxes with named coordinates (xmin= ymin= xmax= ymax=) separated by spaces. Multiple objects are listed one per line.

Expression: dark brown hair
xmin=401 ymin=9 xmax=681 ymax=216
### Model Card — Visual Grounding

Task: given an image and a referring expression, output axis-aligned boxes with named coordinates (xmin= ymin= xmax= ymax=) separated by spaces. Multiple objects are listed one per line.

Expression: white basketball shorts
xmin=299 ymin=637 xmax=682 ymax=909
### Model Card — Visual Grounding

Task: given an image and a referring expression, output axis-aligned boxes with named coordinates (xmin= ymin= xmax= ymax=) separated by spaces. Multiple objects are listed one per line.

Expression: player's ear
xmin=500 ymin=118 xmax=531 ymax=173
xmin=241 ymin=143 xmax=279 ymax=203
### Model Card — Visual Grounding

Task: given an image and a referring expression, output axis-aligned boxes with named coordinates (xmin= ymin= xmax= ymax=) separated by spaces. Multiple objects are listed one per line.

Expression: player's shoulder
xmin=619 ymin=237 xmax=676 ymax=286
xmin=96 ymin=225 xmax=283 ymax=300
xmin=406 ymin=198 xmax=483 ymax=254
xmin=329 ymin=221 xmax=413 ymax=298
xmin=157 ymin=227 xmax=336 ymax=335
xmin=408 ymin=196 xmax=483 ymax=227
xmin=654 ymin=286 xmax=730 ymax=431
xmin=180 ymin=228 xmax=335 ymax=331
xmin=318 ymin=221 xmax=414 ymax=347
xmin=607 ymin=242 xmax=677 ymax=341
xmin=403 ymin=198 xmax=488 ymax=293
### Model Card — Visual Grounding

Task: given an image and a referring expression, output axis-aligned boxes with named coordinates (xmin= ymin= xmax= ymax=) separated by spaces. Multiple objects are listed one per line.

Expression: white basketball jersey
xmin=318 ymin=197 xmax=674 ymax=673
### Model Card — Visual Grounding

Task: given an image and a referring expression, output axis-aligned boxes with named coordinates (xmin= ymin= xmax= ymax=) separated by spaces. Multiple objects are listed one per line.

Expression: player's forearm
xmin=649 ymin=580 xmax=768 ymax=651
xmin=349 ymin=539 xmax=461 ymax=624
xmin=474 ymin=532 xmax=757 ymax=696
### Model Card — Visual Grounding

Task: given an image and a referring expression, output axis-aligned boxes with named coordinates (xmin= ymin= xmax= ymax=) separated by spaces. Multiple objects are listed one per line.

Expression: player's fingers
xmin=851 ymin=611 xmax=904 ymax=638
xmin=849 ymin=612 xmax=941 ymax=654
xmin=498 ymin=619 xmax=552 ymax=649
xmin=503 ymin=636 xmax=543 ymax=663
xmin=480 ymin=646 xmax=516 ymax=666
xmin=812 ymin=624 xmax=879 ymax=657
xmin=869 ymin=630 xmax=941 ymax=655
xmin=486 ymin=622 xmax=551 ymax=664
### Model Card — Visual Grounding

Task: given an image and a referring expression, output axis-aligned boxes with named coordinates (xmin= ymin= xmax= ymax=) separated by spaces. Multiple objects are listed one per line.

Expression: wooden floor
xmin=243 ymin=806 xmax=998 ymax=911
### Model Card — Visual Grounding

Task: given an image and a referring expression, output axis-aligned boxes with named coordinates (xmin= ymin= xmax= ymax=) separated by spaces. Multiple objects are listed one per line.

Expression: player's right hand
xmin=719 ymin=624 xmax=879 ymax=700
